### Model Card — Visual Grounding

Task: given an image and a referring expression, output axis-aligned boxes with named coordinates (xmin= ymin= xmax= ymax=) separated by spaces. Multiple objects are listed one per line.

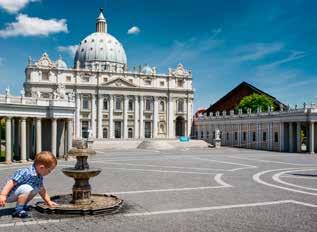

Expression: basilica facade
xmin=24 ymin=10 xmax=194 ymax=140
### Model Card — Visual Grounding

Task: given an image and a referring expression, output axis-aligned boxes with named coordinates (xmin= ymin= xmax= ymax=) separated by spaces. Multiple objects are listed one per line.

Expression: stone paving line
xmin=0 ymin=200 xmax=316 ymax=228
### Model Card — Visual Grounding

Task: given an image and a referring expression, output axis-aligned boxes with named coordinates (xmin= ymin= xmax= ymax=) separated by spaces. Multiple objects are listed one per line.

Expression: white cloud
xmin=0 ymin=14 xmax=68 ymax=37
xmin=127 ymin=26 xmax=140 ymax=35
xmin=233 ymin=42 xmax=284 ymax=62
xmin=57 ymin=45 xmax=78 ymax=57
xmin=258 ymin=51 xmax=306 ymax=70
xmin=0 ymin=0 xmax=39 ymax=13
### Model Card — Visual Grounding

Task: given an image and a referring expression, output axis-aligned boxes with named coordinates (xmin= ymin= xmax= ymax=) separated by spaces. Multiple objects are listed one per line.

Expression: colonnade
xmin=1 ymin=117 xmax=73 ymax=163
xmin=196 ymin=121 xmax=316 ymax=154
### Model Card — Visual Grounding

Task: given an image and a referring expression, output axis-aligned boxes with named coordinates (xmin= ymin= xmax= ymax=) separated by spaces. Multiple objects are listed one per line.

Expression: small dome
xmin=141 ymin=65 xmax=153 ymax=75
xmin=74 ymin=32 xmax=127 ymax=68
xmin=55 ymin=56 xmax=68 ymax=69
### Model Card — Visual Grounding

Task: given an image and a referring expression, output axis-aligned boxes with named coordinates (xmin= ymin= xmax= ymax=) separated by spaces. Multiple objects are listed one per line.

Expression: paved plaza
xmin=0 ymin=147 xmax=316 ymax=232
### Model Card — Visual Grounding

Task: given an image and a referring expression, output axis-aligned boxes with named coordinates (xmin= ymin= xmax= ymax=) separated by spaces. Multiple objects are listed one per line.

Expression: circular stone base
xmin=35 ymin=194 xmax=123 ymax=215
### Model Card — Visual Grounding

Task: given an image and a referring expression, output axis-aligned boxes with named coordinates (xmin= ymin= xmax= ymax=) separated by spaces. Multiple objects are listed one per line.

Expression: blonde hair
xmin=34 ymin=151 xmax=57 ymax=168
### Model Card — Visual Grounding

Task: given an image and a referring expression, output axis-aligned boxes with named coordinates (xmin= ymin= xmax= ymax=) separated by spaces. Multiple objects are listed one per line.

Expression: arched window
xmin=177 ymin=99 xmax=184 ymax=113
xmin=128 ymin=99 xmax=134 ymax=111
xmin=103 ymin=98 xmax=108 ymax=110
xmin=103 ymin=128 xmax=108 ymax=138
xmin=128 ymin=128 xmax=133 ymax=138
xmin=159 ymin=101 xmax=165 ymax=112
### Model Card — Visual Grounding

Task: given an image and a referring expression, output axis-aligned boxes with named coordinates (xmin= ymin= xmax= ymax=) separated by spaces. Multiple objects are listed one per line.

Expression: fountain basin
xmin=36 ymin=194 xmax=123 ymax=215
xmin=62 ymin=168 xmax=101 ymax=179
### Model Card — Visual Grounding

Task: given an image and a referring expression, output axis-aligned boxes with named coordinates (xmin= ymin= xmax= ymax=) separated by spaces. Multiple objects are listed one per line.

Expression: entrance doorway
xmin=175 ymin=116 xmax=185 ymax=137
xmin=144 ymin=122 xmax=152 ymax=138
xmin=114 ymin=121 xmax=122 ymax=138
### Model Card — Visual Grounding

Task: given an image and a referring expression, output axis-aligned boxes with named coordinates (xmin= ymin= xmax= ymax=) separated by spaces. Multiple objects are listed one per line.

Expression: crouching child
xmin=0 ymin=151 xmax=58 ymax=218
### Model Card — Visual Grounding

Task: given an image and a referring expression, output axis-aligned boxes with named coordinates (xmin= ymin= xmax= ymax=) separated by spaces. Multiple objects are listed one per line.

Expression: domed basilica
xmin=24 ymin=9 xmax=194 ymax=140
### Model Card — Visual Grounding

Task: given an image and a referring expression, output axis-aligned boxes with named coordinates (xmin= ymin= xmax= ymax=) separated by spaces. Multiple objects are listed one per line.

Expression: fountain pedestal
xmin=35 ymin=142 xmax=123 ymax=215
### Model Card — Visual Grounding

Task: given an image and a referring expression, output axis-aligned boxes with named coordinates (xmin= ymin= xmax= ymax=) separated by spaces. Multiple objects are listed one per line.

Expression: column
xmin=279 ymin=122 xmax=284 ymax=152
xmin=97 ymin=94 xmax=103 ymax=139
xmin=51 ymin=118 xmax=57 ymax=156
xmin=139 ymin=96 xmax=144 ymax=138
xmin=309 ymin=122 xmax=315 ymax=154
xmin=153 ymin=97 xmax=158 ymax=138
xmin=91 ymin=94 xmax=96 ymax=138
xmin=247 ymin=123 xmax=250 ymax=148
xmin=296 ymin=122 xmax=301 ymax=153
xmin=67 ymin=119 xmax=73 ymax=151
xmin=109 ymin=95 xmax=114 ymax=139
xmin=20 ymin=118 xmax=27 ymax=162
xmin=75 ymin=93 xmax=81 ymax=138
xmin=5 ymin=117 xmax=12 ymax=163
xmin=238 ymin=124 xmax=241 ymax=147
xmin=168 ymin=96 xmax=174 ymax=138
xmin=269 ymin=122 xmax=273 ymax=151
xmin=36 ymin=118 xmax=42 ymax=154
xmin=256 ymin=122 xmax=261 ymax=150
xmin=134 ymin=96 xmax=139 ymax=138
xmin=289 ymin=122 xmax=293 ymax=152
xmin=187 ymin=99 xmax=192 ymax=137
xmin=123 ymin=95 xmax=128 ymax=139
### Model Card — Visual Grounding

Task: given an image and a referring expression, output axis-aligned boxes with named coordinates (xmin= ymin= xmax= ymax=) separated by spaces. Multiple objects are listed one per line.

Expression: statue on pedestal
xmin=214 ymin=129 xmax=221 ymax=148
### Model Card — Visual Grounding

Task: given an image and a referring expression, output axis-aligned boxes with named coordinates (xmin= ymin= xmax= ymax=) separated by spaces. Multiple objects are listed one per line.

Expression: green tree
xmin=237 ymin=93 xmax=275 ymax=113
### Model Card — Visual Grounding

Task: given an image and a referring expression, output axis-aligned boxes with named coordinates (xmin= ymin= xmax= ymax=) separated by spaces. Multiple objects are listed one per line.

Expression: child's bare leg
xmin=16 ymin=192 xmax=36 ymax=206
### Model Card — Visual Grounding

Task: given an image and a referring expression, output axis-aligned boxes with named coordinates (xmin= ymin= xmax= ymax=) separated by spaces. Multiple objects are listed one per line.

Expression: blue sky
xmin=0 ymin=0 xmax=316 ymax=111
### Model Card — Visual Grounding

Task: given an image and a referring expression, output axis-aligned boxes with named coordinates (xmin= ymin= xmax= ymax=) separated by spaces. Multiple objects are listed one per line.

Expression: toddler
xmin=0 ymin=151 xmax=58 ymax=218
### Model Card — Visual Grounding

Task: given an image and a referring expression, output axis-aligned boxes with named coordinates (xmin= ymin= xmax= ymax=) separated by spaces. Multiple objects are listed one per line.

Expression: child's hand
xmin=46 ymin=200 xmax=58 ymax=207
xmin=0 ymin=194 xmax=7 ymax=207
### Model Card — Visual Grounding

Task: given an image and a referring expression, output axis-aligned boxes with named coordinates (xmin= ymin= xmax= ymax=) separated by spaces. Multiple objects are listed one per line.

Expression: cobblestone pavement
xmin=0 ymin=147 xmax=316 ymax=231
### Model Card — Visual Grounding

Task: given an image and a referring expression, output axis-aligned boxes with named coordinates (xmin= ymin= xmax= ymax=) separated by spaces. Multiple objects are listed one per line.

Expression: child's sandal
xmin=12 ymin=209 xmax=29 ymax=218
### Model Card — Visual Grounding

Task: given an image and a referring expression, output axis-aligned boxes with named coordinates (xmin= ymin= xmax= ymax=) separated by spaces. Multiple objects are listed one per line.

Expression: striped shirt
xmin=10 ymin=165 xmax=43 ymax=193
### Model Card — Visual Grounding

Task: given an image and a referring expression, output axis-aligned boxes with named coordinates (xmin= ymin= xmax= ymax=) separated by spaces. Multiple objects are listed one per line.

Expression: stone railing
xmin=0 ymin=94 xmax=75 ymax=108
xmin=197 ymin=103 xmax=317 ymax=122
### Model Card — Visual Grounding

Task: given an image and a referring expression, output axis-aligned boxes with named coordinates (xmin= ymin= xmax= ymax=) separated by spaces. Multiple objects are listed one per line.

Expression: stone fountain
xmin=36 ymin=141 xmax=123 ymax=215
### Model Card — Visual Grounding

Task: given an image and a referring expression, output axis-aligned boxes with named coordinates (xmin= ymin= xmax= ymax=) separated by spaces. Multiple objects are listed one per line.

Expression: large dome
xmin=74 ymin=32 xmax=127 ymax=67
xmin=74 ymin=10 xmax=127 ymax=70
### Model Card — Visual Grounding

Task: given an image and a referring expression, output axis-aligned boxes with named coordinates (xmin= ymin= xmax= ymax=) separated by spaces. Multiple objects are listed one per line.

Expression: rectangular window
xmin=252 ymin=132 xmax=256 ymax=142
xmin=128 ymin=100 xmax=133 ymax=111
xmin=243 ymin=132 xmax=246 ymax=141
xmin=226 ymin=132 xmax=229 ymax=140
xmin=42 ymin=71 xmax=49 ymax=81
xmin=82 ymin=95 xmax=89 ymax=110
xmin=115 ymin=97 xmax=122 ymax=111
xmin=177 ymin=80 xmax=184 ymax=87
xmin=82 ymin=76 xmax=89 ymax=82
xmin=145 ymin=99 xmax=152 ymax=111
xmin=234 ymin=132 xmax=238 ymax=141
xmin=263 ymin=132 xmax=267 ymax=142
xmin=103 ymin=99 xmax=108 ymax=110
xmin=274 ymin=132 xmax=279 ymax=143
xmin=66 ymin=76 xmax=71 ymax=82
xmin=103 ymin=77 xmax=108 ymax=82
xmin=81 ymin=121 xmax=89 ymax=139
xmin=160 ymin=81 xmax=165 ymax=87
xmin=144 ymin=80 xmax=151 ymax=85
